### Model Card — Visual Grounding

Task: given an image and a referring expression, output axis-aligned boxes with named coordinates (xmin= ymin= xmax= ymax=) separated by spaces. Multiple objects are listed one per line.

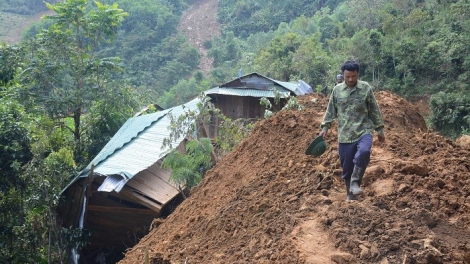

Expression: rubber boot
xmin=344 ymin=179 xmax=357 ymax=201
xmin=350 ymin=166 xmax=365 ymax=195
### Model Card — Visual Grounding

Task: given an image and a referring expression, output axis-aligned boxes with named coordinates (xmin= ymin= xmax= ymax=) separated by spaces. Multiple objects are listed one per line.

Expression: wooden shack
xmin=204 ymin=72 xmax=312 ymax=138
xmin=58 ymin=99 xmax=200 ymax=263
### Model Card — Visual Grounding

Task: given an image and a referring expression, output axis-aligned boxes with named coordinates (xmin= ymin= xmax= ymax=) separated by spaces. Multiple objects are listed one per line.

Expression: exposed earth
xmin=0 ymin=10 xmax=53 ymax=45
xmin=177 ymin=0 xmax=221 ymax=74
xmin=118 ymin=90 xmax=470 ymax=264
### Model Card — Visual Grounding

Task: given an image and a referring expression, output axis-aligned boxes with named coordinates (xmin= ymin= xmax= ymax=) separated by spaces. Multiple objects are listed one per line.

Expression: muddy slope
xmin=118 ymin=91 xmax=470 ymax=264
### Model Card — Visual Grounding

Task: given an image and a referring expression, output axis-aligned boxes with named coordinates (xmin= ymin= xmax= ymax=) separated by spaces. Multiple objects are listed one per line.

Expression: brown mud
xmin=118 ymin=91 xmax=470 ymax=264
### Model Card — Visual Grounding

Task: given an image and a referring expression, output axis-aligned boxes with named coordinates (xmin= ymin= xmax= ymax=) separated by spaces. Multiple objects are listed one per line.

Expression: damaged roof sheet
xmin=64 ymin=97 xmax=201 ymax=190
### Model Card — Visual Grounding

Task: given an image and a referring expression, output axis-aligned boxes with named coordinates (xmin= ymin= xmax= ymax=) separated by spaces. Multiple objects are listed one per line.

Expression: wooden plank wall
xmin=85 ymin=177 xmax=158 ymax=248
xmin=207 ymin=95 xmax=287 ymax=139
xmin=57 ymin=178 xmax=86 ymax=228
xmin=215 ymin=95 xmax=264 ymax=120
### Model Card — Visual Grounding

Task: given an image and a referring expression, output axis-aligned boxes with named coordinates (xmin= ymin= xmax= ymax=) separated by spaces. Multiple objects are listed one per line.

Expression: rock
xmin=455 ymin=135 xmax=470 ymax=149
xmin=400 ymin=163 xmax=429 ymax=176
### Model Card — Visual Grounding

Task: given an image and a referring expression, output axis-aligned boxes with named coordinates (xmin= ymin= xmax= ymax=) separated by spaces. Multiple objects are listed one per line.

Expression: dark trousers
xmin=338 ymin=134 xmax=372 ymax=181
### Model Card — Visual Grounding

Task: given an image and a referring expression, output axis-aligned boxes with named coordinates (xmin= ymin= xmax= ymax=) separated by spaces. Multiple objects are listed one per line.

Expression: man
xmin=323 ymin=74 xmax=344 ymax=96
xmin=335 ymin=74 xmax=344 ymax=85
xmin=319 ymin=60 xmax=385 ymax=201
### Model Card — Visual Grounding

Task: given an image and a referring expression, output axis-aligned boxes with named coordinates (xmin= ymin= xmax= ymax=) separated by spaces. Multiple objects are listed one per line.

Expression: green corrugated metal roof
xmin=62 ymin=97 xmax=201 ymax=192
xmin=211 ymin=72 xmax=312 ymax=97
xmin=204 ymin=87 xmax=290 ymax=98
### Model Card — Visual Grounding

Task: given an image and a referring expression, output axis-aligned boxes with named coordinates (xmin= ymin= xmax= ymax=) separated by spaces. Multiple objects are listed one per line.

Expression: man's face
xmin=343 ymin=70 xmax=358 ymax=88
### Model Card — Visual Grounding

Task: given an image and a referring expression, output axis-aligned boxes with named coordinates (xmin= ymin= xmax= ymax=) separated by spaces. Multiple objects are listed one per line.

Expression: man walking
xmin=319 ymin=60 xmax=385 ymax=201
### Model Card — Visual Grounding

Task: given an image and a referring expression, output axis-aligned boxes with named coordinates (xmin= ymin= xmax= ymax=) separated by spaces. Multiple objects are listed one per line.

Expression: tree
xmin=20 ymin=0 xmax=135 ymax=163
xmin=254 ymin=32 xmax=302 ymax=81
xmin=291 ymin=34 xmax=332 ymax=90
xmin=161 ymin=138 xmax=214 ymax=197
xmin=0 ymin=97 xmax=33 ymax=263
xmin=0 ymin=43 xmax=23 ymax=87
xmin=429 ymin=92 xmax=470 ymax=139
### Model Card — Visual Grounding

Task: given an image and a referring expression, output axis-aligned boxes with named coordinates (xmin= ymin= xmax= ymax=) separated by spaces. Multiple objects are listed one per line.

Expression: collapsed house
xmin=57 ymin=73 xmax=312 ymax=263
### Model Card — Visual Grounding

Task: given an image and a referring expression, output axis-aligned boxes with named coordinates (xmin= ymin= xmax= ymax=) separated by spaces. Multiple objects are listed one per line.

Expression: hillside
xmin=117 ymin=90 xmax=470 ymax=264
xmin=177 ymin=0 xmax=220 ymax=74
xmin=0 ymin=10 xmax=52 ymax=44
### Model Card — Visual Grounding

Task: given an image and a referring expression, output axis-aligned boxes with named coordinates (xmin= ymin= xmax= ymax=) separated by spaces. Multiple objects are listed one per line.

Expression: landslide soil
xmin=177 ymin=0 xmax=220 ymax=75
xmin=119 ymin=90 xmax=470 ymax=264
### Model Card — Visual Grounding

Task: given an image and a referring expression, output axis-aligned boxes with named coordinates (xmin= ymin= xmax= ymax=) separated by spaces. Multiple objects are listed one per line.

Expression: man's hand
xmin=319 ymin=128 xmax=328 ymax=138
xmin=377 ymin=131 xmax=385 ymax=144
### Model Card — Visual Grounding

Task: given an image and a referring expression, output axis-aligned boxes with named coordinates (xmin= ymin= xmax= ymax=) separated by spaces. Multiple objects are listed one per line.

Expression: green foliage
xmin=254 ymin=32 xmax=302 ymax=81
xmin=161 ymin=138 xmax=213 ymax=191
xmin=0 ymin=43 xmax=23 ymax=87
xmin=2 ymin=0 xmax=470 ymax=261
xmin=0 ymin=96 xmax=44 ymax=263
xmin=81 ymin=82 xmax=141 ymax=160
xmin=162 ymin=93 xmax=253 ymax=160
xmin=217 ymin=0 xmax=319 ymax=37
xmin=20 ymin=0 xmax=133 ymax=164
xmin=429 ymin=92 xmax=470 ymax=139
xmin=282 ymin=96 xmax=304 ymax=111
xmin=60 ymin=226 xmax=91 ymax=249
xmin=0 ymin=97 xmax=32 ymax=185
xmin=207 ymin=31 xmax=242 ymax=68
xmin=260 ymin=91 xmax=305 ymax=118
xmin=16 ymin=114 xmax=78 ymax=263
xmin=216 ymin=117 xmax=254 ymax=155
xmin=96 ymin=0 xmax=197 ymax=95
xmin=162 ymin=94 xmax=207 ymax=150
xmin=259 ymin=97 xmax=272 ymax=109
xmin=157 ymin=77 xmax=210 ymax=109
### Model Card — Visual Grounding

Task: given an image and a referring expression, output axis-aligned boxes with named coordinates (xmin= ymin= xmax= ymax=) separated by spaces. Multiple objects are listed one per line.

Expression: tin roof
xmin=63 ymin=97 xmax=201 ymax=191
xmin=207 ymin=72 xmax=312 ymax=97
xmin=205 ymin=87 xmax=290 ymax=98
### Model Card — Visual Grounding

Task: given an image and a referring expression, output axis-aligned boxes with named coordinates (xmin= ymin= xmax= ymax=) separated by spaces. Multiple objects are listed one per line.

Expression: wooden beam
xmin=119 ymin=187 xmax=163 ymax=213
xmin=83 ymin=164 xmax=95 ymax=224
xmin=87 ymin=205 xmax=157 ymax=215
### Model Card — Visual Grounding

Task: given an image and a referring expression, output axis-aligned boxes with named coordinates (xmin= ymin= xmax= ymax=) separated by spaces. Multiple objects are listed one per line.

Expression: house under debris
xmin=58 ymin=98 xmax=200 ymax=263
xmin=57 ymin=73 xmax=312 ymax=263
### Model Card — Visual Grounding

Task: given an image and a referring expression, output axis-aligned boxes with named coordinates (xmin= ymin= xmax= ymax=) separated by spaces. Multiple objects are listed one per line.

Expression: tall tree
xmin=0 ymin=97 xmax=33 ymax=263
xmin=254 ymin=32 xmax=302 ymax=81
xmin=20 ymin=0 xmax=136 ymax=163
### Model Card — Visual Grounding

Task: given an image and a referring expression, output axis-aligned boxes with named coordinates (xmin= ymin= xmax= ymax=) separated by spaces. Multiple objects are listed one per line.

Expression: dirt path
xmin=177 ymin=0 xmax=221 ymax=75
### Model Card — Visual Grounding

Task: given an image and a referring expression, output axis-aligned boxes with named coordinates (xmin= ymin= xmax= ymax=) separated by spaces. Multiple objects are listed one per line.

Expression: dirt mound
xmin=118 ymin=90 xmax=470 ymax=264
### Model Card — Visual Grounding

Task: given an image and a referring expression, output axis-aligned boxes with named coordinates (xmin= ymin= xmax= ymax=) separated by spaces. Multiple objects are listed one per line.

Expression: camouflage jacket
xmin=321 ymin=80 xmax=384 ymax=143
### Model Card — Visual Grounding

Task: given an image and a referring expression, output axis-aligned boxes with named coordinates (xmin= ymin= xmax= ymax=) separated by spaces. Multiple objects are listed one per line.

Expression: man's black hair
xmin=341 ymin=60 xmax=360 ymax=72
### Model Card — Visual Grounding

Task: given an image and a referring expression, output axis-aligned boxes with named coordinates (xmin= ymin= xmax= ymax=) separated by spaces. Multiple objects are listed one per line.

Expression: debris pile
xmin=119 ymin=91 xmax=470 ymax=264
